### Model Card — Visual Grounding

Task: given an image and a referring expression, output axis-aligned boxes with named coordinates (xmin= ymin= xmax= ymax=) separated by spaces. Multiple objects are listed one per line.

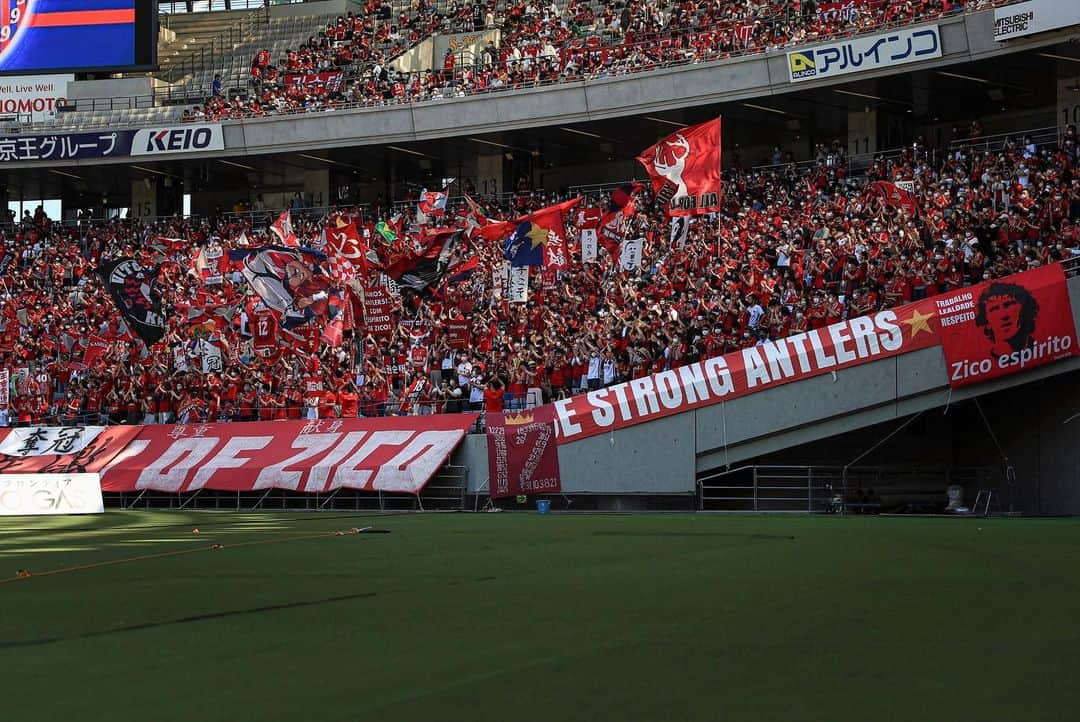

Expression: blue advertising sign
xmin=0 ymin=124 xmax=225 ymax=162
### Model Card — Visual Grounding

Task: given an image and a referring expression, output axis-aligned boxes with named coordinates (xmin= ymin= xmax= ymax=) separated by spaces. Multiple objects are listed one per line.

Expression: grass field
xmin=1 ymin=511 xmax=1078 ymax=721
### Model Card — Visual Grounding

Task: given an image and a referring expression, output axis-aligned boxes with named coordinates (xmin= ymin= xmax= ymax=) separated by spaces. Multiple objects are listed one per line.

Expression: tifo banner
xmin=362 ymin=281 xmax=397 ymax=336
xmin=0 ymin=473 xmax=104 ymax=516
xmin=936 ymin=264 xmax=1078 ymax=388
xmin=0 ymin=426 xmax=141 ymax=475
xmin=99 ymin=416 xmax=477 ymax=494
xmin=993 ymin=0 xmax=1080 ymax=41
xmin=486 ymin=406 xmax=561 ymax=499
xmin=0 ymin=426 xmax=106 ymax=457
xmin=285 ymin=71 xmax=345 ymax=93
xmin=553 ymin=263 xmax=1078 ymax=442
xmin=787 ymin=25 xmax=941 ymax=83
xmin=815 ymin=0 xmax=864 ymax=23
xmin=0 ymin=74 xmax=73 ymax=123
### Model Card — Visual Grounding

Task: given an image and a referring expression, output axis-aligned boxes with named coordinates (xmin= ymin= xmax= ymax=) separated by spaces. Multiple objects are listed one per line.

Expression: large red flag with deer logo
xmin=637 ymin=118 xmax=721 ymax=217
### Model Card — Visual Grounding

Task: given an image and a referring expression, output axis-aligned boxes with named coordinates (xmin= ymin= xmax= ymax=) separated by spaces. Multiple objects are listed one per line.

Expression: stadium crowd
xmin=1 ymin=126 xmax=1078 ymax=426
xmin=183 ymin=0 xmax=1004 ymax=121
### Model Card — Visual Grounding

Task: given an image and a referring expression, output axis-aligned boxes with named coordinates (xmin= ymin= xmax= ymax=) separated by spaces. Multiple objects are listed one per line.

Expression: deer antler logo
xmin=653 ymin=133 xmax=691 ymax=200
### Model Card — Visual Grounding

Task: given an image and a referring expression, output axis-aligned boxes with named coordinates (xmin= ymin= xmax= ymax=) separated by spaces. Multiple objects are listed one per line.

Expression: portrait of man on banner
xmin=975 ymin=281 xmax=1039 ymax=357
xmin=231 ymin=247 xmax=338 ymax=330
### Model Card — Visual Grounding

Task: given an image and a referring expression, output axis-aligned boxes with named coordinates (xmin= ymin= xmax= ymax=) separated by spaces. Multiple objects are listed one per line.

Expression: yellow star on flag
xmin=903 ymin=308 xmax=935 ymax=338
xmin=526 ymin=224 xmax=548 ymax=249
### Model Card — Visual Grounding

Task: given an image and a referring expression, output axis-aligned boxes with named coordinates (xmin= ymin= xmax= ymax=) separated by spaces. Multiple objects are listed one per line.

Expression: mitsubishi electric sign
xmin=994 ymin=0 xmax=1080 ymax=41
xmin=131 ymin=124 xmax=225 ymax=156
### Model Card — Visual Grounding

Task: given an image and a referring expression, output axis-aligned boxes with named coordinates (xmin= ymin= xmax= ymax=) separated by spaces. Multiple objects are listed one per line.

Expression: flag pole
xmin=716 ymin=116 xmax=722 ymax=259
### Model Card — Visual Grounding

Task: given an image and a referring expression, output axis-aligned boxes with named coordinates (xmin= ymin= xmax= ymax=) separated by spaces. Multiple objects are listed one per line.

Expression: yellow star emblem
xmin=903 ymin=308 xmax=935 ymax=338
xmin=526 ymin=224 xmax=548 ymax=250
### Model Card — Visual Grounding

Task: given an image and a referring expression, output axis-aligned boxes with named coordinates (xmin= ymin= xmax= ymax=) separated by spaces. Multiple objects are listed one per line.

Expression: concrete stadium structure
xmin=454 ymin=266 xmax=1080 ymax=514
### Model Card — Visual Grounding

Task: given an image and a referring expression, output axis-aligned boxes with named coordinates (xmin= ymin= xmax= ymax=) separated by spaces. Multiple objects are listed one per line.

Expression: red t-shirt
xmin=483 ymin=387 xmax=503 ymax=412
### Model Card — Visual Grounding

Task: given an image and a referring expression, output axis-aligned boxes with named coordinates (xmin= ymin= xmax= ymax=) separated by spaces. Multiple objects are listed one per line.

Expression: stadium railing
xmin=947 ymin=125 xmax=1064 ymax=154
xmin=698 ymin=464 xmax=991 ymax=513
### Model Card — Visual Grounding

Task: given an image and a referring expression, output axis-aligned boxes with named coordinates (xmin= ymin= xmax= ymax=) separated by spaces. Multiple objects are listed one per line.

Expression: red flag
xmin=637 ymin=118 xmax=722 ymax=217
xmin=938 ymin=263 xmax=1078 ymax=387
xmin=418 ymin=189 xmax=448 ymax=216
xmin=866 ymin=181 xmax=919 ymax=216
xmin=446 ymin=255 xmax=480 ymax=284
xmin=82 ymin=335 xmax=110 ymax=367
xmin=325 ymin=220 xmax=370 ymax=272
xmin=475 ymin=219 xmax=516 ymax=243
xmin=320 ymin=317 xmax=344 ymax=347
xmin=525 ymin=197 xmax=582 ymax=271
xmin=598 ymin=183 xmax=643 ymax=257
xmin=270 ymin=209 xmax=298 ymax=247
xmin=190 ymin=246 xmax=226 ymax=285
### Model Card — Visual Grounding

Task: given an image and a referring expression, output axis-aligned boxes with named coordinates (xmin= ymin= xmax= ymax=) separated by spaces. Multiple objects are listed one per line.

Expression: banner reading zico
xmin=0 ymin=74 xmax=73 ymax=123
xmin=787 ymin=25 xmax=941 ymax=83
xmin=99 ymin=416 xmax=477 ymax=494
xmin=936 ymin=264 xmax=1078 ymax=388
xmin=994 ymin=0 xmax=1080 ymax=41
xmin=486 ymin=406 xmax=561 ymax=499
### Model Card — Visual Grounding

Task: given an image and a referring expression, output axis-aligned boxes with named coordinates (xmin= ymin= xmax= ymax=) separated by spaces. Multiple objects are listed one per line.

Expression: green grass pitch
xmin=1 ymin=511 xmax=1078 ymax=721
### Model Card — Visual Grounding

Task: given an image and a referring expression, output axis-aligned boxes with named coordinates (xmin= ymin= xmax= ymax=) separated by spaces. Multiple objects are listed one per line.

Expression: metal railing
xmin=698 ymin=464 xmax=988 ymax=513
xmin=947 ymin=125 xmax=1063 ymax=154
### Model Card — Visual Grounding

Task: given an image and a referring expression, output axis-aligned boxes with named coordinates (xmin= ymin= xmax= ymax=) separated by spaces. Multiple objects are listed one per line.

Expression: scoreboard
xmin=0 ymin=0 xmax=155 ymax=74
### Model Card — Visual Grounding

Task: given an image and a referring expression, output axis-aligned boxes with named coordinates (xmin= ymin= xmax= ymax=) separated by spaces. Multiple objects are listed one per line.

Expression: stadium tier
xmin=0 ymin=130 xmax=1076 ymax=427
xmin=0 ymin=0 xmax=1078 ymax=514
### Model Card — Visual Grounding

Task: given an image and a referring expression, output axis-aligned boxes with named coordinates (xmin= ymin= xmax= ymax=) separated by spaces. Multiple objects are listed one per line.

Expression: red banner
xmin=637 ymin=118 xmax=721 ymax=217
xmin=0 ymin=426 xmax=141 ymax=474
xmin=447 ymin=319 xmax=470 ymax=349
xmin=553 ymin=264 xmax=1078 ymax=443
xmin=99 ymin=416 xmax=476 ymax=494
xmin=486 ymin=405 xmax=561 ymax=498
xmin=554 ymin=303 xmax=939 ymax=441
xmin=284 ymin=71 xmax=344 ymax=93
xmin=936 ymin=264 xmax=1078 ymax=388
